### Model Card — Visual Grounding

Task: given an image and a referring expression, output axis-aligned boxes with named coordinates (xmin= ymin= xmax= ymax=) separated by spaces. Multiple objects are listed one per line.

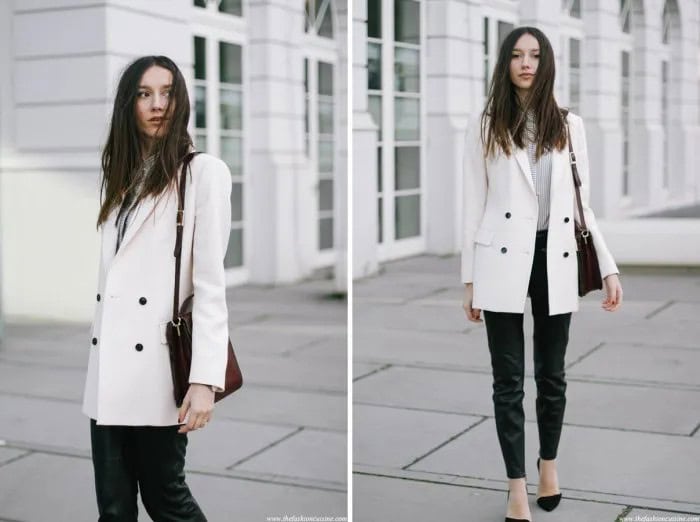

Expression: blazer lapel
xmin=513 ymin=147 xmax=536 ymax=195
xmin=112 ymin=196 xmax=157 ymax=258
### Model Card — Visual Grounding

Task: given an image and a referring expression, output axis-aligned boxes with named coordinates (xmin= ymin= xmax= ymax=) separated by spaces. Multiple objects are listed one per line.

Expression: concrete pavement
xmin=0 ymin=278 xmax=347 ymax=522
xmin=353 ymin=255 xmax=700 ymax=522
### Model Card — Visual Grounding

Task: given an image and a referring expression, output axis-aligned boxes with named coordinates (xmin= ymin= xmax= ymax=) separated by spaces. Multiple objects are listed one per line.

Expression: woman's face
xmin=509 ymin=33 xmax=540 ymax=97
xmin=134 ymin=65 xmax=174 ymax=142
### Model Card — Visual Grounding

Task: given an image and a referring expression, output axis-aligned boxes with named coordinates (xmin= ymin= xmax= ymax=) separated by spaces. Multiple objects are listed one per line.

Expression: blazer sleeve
xmin=188 ymin=155 xmax=232 ymax=390
xmin=571 ymin=114 xmax=619 ymax=279
xmin=461 ymin=115 xmax=488 ymax=284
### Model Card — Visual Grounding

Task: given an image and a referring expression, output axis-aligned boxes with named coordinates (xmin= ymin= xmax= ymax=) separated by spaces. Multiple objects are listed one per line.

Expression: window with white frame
xmin=662 ymin=0 xmax=672 ymax=44
xmin=621 ymin=50 xmax=630 ymax=196
xmin=661 ymin=59 xmax=669 ymax=189
xmin=305 ymin=0 xmax=333 ymax=38
xmin=304 ymin=0 xmax=338 ymax=254
xmin=620 ymin=0 xmax=631 ymax=34
xmin=393 ymin=0 xmax=421 ymax=241
xmin=483 ymin=17 xmax=514 ymax=97
xmin=368 ymin=0 xmax=422 ymax=247
xmin=562 ymin=0 xmax=581 ymax=18
xmin=569 ymin=38 xmax=581 ymax=114
xmin=317 ymin=60 xmax=335 ymax=250
xmin=193 ymin=0 xmax=242 ymax=16
xmin=367 ymin=0 xmax=383 ymax=242
xmin=193 ymin=35 xmax=245 ymax=268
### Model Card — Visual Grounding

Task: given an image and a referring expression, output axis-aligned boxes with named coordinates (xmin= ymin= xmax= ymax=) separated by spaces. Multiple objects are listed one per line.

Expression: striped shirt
xmin=524 ymin=111 xmax=551 ymax=231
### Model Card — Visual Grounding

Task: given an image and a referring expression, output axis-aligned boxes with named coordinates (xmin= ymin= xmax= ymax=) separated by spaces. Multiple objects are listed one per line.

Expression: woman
xmin=461 ymin=28 xmax=623 ymax=522
xmin=82 ymin=56 xmax=232 ymax=521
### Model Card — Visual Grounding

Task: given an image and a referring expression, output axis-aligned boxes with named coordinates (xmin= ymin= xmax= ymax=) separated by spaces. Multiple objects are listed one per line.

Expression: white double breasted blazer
xmin=461 ymin=112 xmax=618 ymax=315
xmin=82 ymin=153 xmax=233 ymax=426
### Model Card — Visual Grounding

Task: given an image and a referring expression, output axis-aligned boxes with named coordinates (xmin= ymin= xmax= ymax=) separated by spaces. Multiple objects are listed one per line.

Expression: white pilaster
xmin=352 ymin=0 xmax=380 ymax=278
xmin=247 ymin=0 xmax=308 ymax=284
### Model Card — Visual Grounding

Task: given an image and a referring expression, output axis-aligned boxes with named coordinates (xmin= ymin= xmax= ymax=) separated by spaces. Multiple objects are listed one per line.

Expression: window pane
xmin=394 ymin=97 xmax=419 ymax=141
xmin=377 ymin=197 xmax=383 ymax=243
xmin=219 ymin=42 xmax=242 ymax=84
xmin=319 ymin=217 xmax=333 ymax=249
xmin=194 ymin=0 xmax=206 ymax=7
xmin=621 ymin=51 xmax=629 ymax=78
xmin=318 ymin=0 xmax=333 ymax=38
xmin=219 ymin=0 xmax=242 ymax=16
xmin=483 ymin=17 xmax=489 ymax=96
xmin=220 ymin=88 xmax=242 ymax=130
xmin=220 ymin=136 xmax=243 ymax=176
xmin=195 ymin=85 xmax=206 ymax=128
xmin=395 ymin=194 xmax=420 ymax=239
xmin=319 ymin=179 xmax=333 ymax=211
xmin=497 ymin=21 xmax=514 ymax=50
xmin=377 ymin=146 xmax=382 ymax=192
xmin=394 ymin=146 xmax=419 ymax=190
xmin=319 ymin=100 xmax=333 ymax=134
xmin=195 ymin=133 xmax=206 ymax=152
xmin=224 ymin=228 xmax=243 ymax=268
xmin=569 ymin=38 xmax=580 ymax=68
xmin=194 ymin=36 xmax=206 ymax=80
xmin=231 ymin=182 xmax=243 ymax=222
xmin=368 ymin=95 xmax=382 ymax=141
xmin=304 ymin=58 xmax=309 ymax=93
xmin=368 ymin=0 xmax=381 ymax=38
xmin=571 ymin=0 xmax=581 ymax=18
xmin=319 ymin=139 xmax=333 ymax=172
xmin=318 ymin=61 xmax=333 ymax=95
xmin=368 ymin=42 xmax=382 ymax=90
xmin=394 ymin=47 xmax=419 ymax=92
xmin=394 ymin=0 xmax=419 ymax=45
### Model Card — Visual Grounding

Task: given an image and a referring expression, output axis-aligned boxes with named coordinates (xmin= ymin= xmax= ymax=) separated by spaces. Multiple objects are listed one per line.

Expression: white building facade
xmin=353 ymin=0 xmax=700 ymax=278
xmin=0 ymin=0 xmax=348 ymax=322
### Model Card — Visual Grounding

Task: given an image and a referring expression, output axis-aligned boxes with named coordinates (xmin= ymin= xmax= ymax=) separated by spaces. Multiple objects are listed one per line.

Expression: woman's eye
xmin=137 ymin=91 xmax=149 ymax=98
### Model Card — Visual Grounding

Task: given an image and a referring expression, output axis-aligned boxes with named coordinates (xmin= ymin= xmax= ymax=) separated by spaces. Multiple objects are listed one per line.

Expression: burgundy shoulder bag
xmin=165 ymin=151 xmax=243 ymax=408
xmin=562 ymin=113 xmax=604 ymax=297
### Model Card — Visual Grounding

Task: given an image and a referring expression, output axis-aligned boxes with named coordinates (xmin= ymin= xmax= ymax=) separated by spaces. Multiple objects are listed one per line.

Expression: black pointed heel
xmin=536 ymin=457 xmax=562 ymax=512
xmin=505 ymin=491 xmax=531 ymax=522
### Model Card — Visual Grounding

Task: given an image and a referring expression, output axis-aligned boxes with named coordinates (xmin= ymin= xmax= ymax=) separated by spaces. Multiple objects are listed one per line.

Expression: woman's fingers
xmin=602 ymin=283 xmax=623 ymax=312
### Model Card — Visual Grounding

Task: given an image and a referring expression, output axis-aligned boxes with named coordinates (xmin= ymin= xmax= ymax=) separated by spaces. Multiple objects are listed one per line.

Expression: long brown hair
xmin=96 ymin=56 xmax=193 ymax=228
xmin=481 ymin=26 xmax=566 ymax=160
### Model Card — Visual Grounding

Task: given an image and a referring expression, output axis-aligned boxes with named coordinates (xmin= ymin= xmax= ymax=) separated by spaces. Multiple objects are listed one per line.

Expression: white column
xmin=334 ymin=0 xmax=349 ymax=292
xmin=672 ymin=0 xmax=700 ymax=202
xmin=425 ymin=0 xmax=481 ymax=255
xmin=352 ymin=0 xmax=380 ymax=278
xmin=247 ymin=1 xmax=308 ymax=284
xmin=581 ymin=0 xmax=626 ymax=217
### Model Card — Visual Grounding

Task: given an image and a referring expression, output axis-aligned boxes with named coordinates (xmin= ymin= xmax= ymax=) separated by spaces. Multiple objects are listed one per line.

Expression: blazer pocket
xmin=474 ymin=227 xmax=494 ymax=246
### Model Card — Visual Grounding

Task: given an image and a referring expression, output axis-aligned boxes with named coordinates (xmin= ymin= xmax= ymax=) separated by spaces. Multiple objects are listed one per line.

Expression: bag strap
xmin=172 ymin=151 xmax=199 ymax=324
xmin=561 ymin=110 xmax=589 ymax=233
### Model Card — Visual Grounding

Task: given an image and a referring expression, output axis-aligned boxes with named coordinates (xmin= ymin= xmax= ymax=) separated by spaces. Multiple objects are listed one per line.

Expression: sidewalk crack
xmin=402 ymin=416 xmax=488 ymax=470
xmin=225 ymin=426 xmax=304 ymax=470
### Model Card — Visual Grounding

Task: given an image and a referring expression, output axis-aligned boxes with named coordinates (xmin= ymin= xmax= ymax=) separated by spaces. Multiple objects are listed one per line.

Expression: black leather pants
xmin=483 ymin=230 xmax=571 ymax=479
xmin=90 ymin=419 xmax=206 ymax=522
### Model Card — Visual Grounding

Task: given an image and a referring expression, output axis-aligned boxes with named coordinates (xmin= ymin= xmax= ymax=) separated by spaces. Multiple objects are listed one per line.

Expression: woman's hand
xmin=602 ymin=274 xmax=623 ymax=312
xmin=462 ymin=283 xmax=482 ymax=323
xmin=178 ymin=383 xmax=215 ymax=433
